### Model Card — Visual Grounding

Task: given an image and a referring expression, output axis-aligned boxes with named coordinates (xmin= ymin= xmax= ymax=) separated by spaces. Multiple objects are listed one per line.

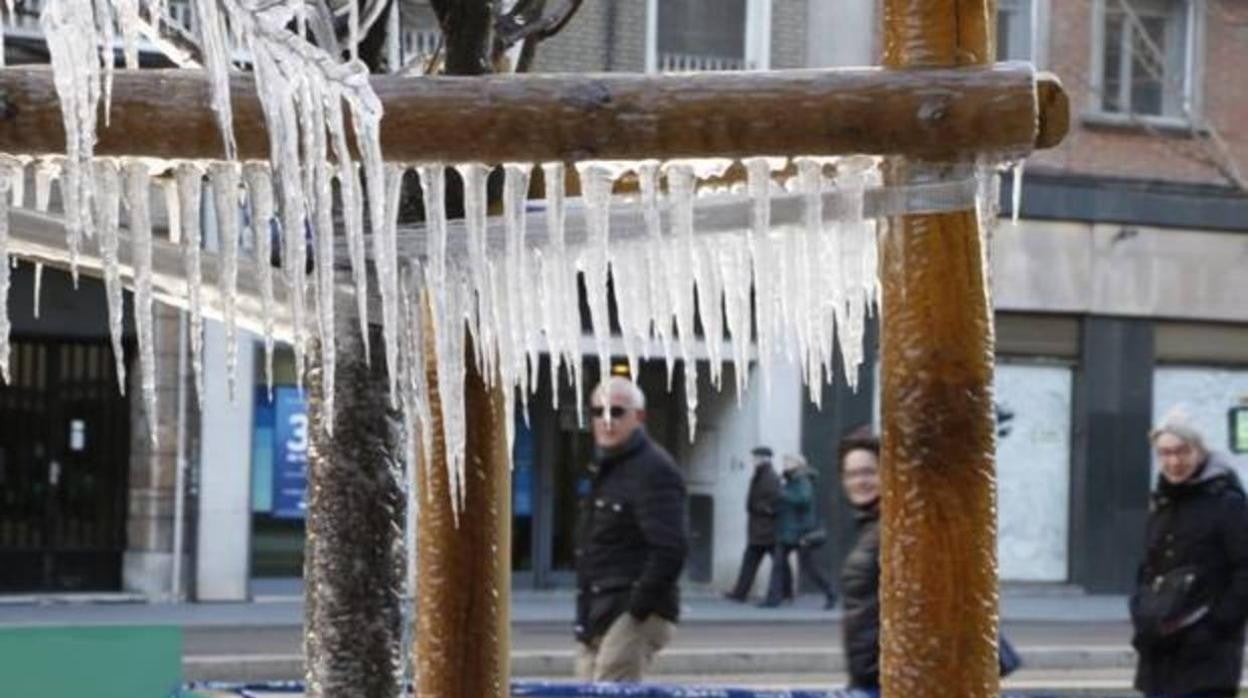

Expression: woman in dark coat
xmin=837 ymin=432 xmax=883 ymax=696
xmin=1132 ymin=415 xmax=1248 ymax=698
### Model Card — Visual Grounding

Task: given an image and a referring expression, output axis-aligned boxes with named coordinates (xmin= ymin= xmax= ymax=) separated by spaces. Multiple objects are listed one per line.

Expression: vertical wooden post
xmin=415 ymin=306 xmax=512 ymax=697
xmin=304 ymin=296 xmax=405 ymax=698
xmin=878 ymin=2 xmax=999 ymax=697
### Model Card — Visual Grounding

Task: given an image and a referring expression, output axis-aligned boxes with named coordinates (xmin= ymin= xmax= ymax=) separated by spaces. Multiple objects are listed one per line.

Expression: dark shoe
xmin=756 ymin=600 xmax=782 ymax=608
xmin=823 ymin=595 xmax=838 ymax=610
xmin=722 ymin=592 xmax=746 ymax=603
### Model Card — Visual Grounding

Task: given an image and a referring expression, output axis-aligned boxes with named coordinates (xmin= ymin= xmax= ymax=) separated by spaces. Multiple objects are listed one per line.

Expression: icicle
xmin=32 ymin=264 xmax=42 ymax=319
xmin=636 ymin=160 xmax=674 ymax=388
xmin=574 ymin=161 xmax=626 ymax=390
xmin=175 ymin=162 xmax=206 ymax=411
xmin=124 ymin=160 xmax=157 ymax=447
xmin=92 ymin=159 xmax=126 ymax=394
xmin=379 ymin=163 xmax=403 ymax=405
xmin=327 ymin=100 xmax=369 ymax=357
xmin=539 ymin=162 xmax=578 ymax=417
xmin=348 ymin=0 xmax=359 ymax=62
xmin=1012 ymin=159 xmax=1025 ymax=225
xmin=243 ymin=163 xmax=277 ymax=397
xmin=663 ymin=159 xmax=729 ymax=439
xmin=304 ymin=81 xmax=337 ymax=429
xmin=34 ymin=159 xmax=57 ymax=212
xmin=93 ymin=0 xmax=114 ymax=122
xmin=695 ymin=239 xmax=725 ymax=390
xmin=0 ymin=161 xmax=12 ymax=385
xmin=456 ymin=163 xmax=492 ymax=374
xmin=115 ymin=0 xmax=140 ymax=69
xmin=162 ymin=179 xmax=182 ymax=243
xmin=435 ymin=269 xmax=469 ymax=523
xmin=41 ymin=0 xmax=101 ymax=282
xmin=503 ymin=162 xmax=534 ymax=426
xmin=9 ymin=160 xmax=24 ymax=208
xmin=663 ymin=162 xmax=699 ymax=436
xmin=209 ymin=162 xmax=242 ymax=403
xmin=192 ymin=0 xmax=237 ymax=159
xmin=611 ymin=243 xmax=652 ymax=383
xmin=717 ymin=236 xmax=752 ymax=403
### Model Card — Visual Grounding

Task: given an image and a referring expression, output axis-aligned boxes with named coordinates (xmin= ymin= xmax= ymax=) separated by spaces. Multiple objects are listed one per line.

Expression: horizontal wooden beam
xmin=0 ymin=64 xmax=1067 ymax=163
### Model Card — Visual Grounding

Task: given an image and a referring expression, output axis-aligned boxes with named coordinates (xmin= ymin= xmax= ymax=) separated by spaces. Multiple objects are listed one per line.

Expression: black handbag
xmin=1134 ymin=564 xmax=1199 ymax=638
xmin=798 ymin=527 xmax=827 ymax=549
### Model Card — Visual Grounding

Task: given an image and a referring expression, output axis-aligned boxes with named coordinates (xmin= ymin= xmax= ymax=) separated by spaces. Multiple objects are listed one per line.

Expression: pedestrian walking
xmin=759 ymin=453 xmax=837 ymax=609
xmin=573 ymin=376 xmax=688 ymax=682
xmin=1131 ymin=410 xmax=1248 ymax=698
xmin=723 ymin=446 xmax=782 ymax=603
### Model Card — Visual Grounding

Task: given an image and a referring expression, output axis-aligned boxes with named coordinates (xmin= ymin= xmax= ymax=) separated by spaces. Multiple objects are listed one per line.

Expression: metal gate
xmin=0 ymin=337 xmax=131 ymax=592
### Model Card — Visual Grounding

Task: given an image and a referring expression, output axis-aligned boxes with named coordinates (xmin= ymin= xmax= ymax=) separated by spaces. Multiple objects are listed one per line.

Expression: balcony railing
xmin=7 ymin=0 xmax=196 ymax=41
xmin=658 ymin=51 xmax=750 ymax=73
xmin=399 ymin=28 xmax=441 ymax=73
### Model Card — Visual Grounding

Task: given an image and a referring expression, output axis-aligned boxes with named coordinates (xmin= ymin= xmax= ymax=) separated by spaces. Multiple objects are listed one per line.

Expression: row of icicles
xmin=0 ymin=154 xmax=883 ymax=517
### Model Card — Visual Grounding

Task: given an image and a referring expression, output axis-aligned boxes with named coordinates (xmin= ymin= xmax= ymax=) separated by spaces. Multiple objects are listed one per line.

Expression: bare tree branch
xmin=494 ymin=0 xmax=581 ymax=50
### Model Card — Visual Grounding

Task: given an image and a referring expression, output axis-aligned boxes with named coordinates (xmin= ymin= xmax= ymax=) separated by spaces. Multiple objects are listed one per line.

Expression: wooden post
xmin=877 ymin=2 xmax=1000 ymax=697
xmin=415 ymin=305 xmax=511 ymax=698
xmin=304 ymin=297 xmax=404 ymax=698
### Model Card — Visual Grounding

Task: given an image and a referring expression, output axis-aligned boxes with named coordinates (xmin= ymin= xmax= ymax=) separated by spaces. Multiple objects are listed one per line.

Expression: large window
xmin=1091 ymin=0 xmax=1200 ymax=123
xmin=646 ymin=0 xmax=770 ymax=73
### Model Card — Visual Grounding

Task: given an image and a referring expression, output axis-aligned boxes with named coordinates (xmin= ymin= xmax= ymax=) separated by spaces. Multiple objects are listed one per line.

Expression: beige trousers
xmin=575 ymin=613 xmax=676 ymax=682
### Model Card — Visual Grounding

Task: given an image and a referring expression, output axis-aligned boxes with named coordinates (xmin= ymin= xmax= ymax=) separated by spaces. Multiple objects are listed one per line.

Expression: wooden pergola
xmin=0 ymin=2 xmax=1069 ymax=697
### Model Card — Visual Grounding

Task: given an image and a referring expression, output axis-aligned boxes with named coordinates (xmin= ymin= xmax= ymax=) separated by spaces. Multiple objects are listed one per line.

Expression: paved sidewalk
xmin=0 ymin=585 xmax=1131 ymax=628
xmin=0 ymin=584 xmax=1140 ymax=687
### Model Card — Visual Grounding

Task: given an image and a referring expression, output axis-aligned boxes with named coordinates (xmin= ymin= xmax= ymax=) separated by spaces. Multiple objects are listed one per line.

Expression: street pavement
xmin=0 ymin=584 xmax=1162 ymax=693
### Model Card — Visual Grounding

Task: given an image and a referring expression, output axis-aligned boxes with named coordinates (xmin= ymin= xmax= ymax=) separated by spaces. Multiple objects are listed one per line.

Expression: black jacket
xmin=746 ymin=462 xmax=782 ymax=546
xmin=1132 ymin=453 xmax=1248 ymax=698
xmin=840 ymin=502 xmax=881 ymax=689
xmin=574 ymin=428 xmax=687 ymax=643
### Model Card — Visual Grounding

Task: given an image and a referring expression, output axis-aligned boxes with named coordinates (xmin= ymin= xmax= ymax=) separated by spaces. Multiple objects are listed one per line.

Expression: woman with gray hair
xmin=1131 ymin=409 xmax=1248 ymax=698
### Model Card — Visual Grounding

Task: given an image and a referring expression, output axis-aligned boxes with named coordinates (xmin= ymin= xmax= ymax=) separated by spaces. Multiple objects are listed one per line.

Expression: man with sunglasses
xmin=574 ymin=376 xmax=687 ymax=682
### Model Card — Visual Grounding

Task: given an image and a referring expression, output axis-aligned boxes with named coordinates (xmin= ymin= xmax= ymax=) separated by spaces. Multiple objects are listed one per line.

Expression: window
xmin=646 ymin=0 xmax=770 ymax=73
xmin=1091 ymin=0 xmax=1200 ymax=123
xmin=997 ymin=0 xmax=1051 ymax=65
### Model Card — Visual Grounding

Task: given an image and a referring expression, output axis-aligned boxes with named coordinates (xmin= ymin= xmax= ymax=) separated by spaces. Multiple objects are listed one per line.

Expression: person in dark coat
xmin=836 ymin=432 xmax=883 ymax=696
xmin=1131 ymin=412 xmax=1248 ymax=698
xmin=723 ymin=446 xmax=782 ymax=602
xmin=760 ymin=454 xmax=837 ymax=609
xmin=574 ymin=376 xmax=688 ymax=682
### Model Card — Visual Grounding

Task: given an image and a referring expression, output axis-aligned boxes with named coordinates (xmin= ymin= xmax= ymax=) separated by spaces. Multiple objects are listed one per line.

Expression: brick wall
xmin=1031 ymin=0 xmax=1248 ymax=188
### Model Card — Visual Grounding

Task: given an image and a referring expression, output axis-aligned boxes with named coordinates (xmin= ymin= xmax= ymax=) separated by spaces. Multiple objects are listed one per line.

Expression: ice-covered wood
xmin=0 ymin=64 xmax=1067 ymax=162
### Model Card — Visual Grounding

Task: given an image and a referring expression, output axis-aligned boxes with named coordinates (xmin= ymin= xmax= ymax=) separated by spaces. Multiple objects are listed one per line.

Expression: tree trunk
xmin=877 ymin=2 xmax=1000 ymax=698
xmin=304 ymin=293 xmax=404 ymax=698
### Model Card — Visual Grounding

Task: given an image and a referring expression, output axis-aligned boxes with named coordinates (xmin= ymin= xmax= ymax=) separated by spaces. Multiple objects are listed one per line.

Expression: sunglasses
xmin=589 ymin=406 xmax=630 ymax=419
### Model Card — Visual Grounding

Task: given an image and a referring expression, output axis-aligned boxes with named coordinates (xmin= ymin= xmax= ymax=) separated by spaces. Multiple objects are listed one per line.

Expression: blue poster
xmin=272 ymin=386 xmax=309 ymax=519
xmin=512 ymin=415 xmax=534 ymax=517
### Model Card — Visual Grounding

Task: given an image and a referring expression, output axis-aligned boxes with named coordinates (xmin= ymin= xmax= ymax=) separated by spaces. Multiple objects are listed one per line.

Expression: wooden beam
xmin=878 ymin=2 xmax=1001 ymax=698
xmin=0 ymin=64 xmax=1066 ymax=162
